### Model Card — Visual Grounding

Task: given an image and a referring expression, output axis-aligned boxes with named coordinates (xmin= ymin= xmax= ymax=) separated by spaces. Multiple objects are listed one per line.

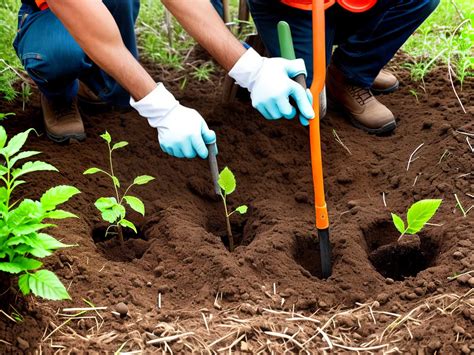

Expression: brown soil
xmin=0 ymin=62 xmax=473 ymax=353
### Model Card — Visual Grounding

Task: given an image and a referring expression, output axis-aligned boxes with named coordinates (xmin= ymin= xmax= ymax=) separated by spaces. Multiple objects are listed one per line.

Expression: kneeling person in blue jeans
xmin=14 ymin=0 xmax=438 ymax=153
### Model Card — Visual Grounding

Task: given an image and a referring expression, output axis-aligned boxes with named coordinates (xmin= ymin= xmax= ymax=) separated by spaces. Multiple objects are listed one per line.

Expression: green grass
xmin=402 ymin=0 xmax=473 ymax=86
xmin=0 ymin=0 xmax=23 ymax=101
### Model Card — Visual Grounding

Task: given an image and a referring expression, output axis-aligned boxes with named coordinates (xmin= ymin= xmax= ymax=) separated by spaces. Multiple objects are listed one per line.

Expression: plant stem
xmin=107 ymin=143 xmax=124 ymax=245
xmin=117 ymin=224 xmax=124 ymax=245
xmin=221 ymin=193 xmax=234 ymax=252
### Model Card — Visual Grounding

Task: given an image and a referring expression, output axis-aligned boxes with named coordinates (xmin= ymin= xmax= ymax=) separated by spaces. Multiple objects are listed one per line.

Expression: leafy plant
xmin=83 ymin=131 xmax=154 ymax=244
xmin=218 ymin=167 xmax=247 ymax=252
xmin=0 ymin=127 xmax=80 ymax=300
xmin=391 ymin=199 xmax=442 ymax=241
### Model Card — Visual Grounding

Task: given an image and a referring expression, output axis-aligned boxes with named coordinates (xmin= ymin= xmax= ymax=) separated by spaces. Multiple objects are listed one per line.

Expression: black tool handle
xmin=207 ymin=143 xmax=221 ymax=196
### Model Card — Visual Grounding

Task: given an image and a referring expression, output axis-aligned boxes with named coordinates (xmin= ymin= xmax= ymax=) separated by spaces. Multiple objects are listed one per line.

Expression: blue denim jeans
xmin=248 ymin=0 xmax=439 ymax=87
xmin=210 ymin=0 xmax=224 ymax=18
xmin=13 ymin=0 xmax=140 ymax=107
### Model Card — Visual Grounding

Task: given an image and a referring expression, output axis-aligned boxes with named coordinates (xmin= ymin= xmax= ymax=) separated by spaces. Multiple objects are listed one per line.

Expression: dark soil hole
xmin=294 ymin=234 xmax=323 ymax=279
xmin=363 ymin=220 xmax=438 ymax=280
xmin=92 ymin=225 xmax=149 ymax=262
xmin=207 ymin=213 xmax=256 ymax=251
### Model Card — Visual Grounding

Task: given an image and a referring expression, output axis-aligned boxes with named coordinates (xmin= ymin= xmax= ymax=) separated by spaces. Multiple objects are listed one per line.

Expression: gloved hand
xmin=130 ymin=83 xmax=216 ymax=159
xmin=229 ymin=48 xmax=314 ymax=126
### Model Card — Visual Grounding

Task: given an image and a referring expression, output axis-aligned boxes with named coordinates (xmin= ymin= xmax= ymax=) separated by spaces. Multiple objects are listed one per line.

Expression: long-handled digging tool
xmin=278 ymin=4 xmax=331 ymax=278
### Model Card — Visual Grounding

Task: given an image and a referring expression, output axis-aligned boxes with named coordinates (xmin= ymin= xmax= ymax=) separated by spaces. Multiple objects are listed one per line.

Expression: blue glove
xmin=229 ymin=48 xmax=315 ymax=126
xmin=130 ymin=83 xmax=216 ymax=159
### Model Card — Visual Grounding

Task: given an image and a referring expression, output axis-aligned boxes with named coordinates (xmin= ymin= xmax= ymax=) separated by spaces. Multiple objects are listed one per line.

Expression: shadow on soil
xmin=363 ymin=220 xmax=438 ymax=280
xmin=92 ymin=225 xmax=149 ymax=262
xmin=293 ymin=234 xmax=323 ymax=279
xmin=207 ymin=211 xmax=257 ymax=251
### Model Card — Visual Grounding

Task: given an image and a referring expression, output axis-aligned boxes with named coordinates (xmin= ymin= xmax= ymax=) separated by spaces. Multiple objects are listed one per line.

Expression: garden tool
xmin=207 ymin=143 xmax=221 ymax=195
xmin=278 ymin=14 xmax=331 ymax=277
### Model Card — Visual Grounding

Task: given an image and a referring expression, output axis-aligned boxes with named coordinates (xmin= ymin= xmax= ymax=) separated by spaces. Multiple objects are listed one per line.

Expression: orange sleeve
xmin=35 ymin=0 xmax=49 ymax=10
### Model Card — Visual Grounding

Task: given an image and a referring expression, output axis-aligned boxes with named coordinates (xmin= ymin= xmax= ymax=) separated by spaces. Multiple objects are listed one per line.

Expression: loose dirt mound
xmin=0 ymin=64 xmax=472 ymax=353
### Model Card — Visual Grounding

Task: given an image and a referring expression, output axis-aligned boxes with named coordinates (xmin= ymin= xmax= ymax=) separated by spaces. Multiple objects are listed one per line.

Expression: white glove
xmin=130 ymin=83 xmax=216 ymax=159
xmin=229 ymin=48 xmax=314 ymax=126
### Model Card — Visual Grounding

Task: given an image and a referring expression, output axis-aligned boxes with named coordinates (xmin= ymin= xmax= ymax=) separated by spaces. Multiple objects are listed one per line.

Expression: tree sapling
xmin=0 ymin=127 xmax=80 ymax=300
xmin=391 ymin=199 xmax=442 ymax=241
xmin=218 ymin=167 xmax=247 ymax=252
xmin=83 ymin=131 xmax=154 ymax=244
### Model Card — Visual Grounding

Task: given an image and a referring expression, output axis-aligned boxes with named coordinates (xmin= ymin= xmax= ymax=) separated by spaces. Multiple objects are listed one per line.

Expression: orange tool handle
xmin=309 ymin=0 xmax=329 ymax=230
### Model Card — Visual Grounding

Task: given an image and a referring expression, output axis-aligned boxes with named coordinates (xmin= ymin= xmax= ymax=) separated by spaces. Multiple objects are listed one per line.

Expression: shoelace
xmin=348 ymin=86 xmax=373 ymax=106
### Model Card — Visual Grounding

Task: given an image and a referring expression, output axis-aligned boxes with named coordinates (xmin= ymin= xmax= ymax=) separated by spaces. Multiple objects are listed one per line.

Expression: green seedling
xmin=0 ymin=127 xmax=80 ymax=300
xmin=391 ymin=199 xmax=442 ymax=241
xmin=83 ymin=131 xmax=154 ymax=244
xmin=218 ymin=167 xmax=248 ymax=252
xmin=0 ymin=113 xmax=14 ymax=121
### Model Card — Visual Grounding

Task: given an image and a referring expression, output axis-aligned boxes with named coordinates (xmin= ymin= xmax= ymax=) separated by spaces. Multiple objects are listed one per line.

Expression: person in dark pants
xmin=248 ymin=0 xmax=440 ymax=134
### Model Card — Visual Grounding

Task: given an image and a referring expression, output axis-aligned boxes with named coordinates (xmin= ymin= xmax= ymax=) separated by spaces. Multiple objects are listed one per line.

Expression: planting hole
xmin=207 ymin=212 xmax=256 ymax=251
xmin=92 ymin=225 xmax=149 ymax=262
xmin=293 ymin=234 xmax=323 ymax=279
xmin=363 ymin=220 xmax=438 ymax=280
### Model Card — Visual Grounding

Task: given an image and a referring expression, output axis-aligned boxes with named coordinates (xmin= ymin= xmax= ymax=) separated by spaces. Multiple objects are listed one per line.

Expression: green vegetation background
xmin=0 ymin=0 xmax=472 ymax=101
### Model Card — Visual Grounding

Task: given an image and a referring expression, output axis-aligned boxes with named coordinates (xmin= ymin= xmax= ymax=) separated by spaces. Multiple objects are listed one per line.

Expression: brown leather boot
xmin=327 ymin=65 xmax=396 ymax=134
xmin=371 ymin=69 xmax=399 ymax=95
xmin=41 ymin=94 xmax=86 ymax=143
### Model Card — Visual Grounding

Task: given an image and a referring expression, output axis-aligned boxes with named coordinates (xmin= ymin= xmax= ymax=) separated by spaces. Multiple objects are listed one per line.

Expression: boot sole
xmin=371 ymin=82 xmax=400 ymax=96
xmin=46 ymin=131 xmax=86 ymax=144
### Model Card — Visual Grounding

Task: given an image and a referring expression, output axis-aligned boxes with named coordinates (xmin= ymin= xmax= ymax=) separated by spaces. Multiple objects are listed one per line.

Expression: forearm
xmin=161 ymin=0 xmax=246 ymax=71
xmin=47 ymin=0 xmax=156 ymax=100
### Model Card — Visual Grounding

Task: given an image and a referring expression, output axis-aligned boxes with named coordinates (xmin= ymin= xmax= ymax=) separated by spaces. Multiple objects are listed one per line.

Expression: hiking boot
xmin=371 ymin=69 xmax=399 ymax=95
xmin=77 ymin=81 xmax=104 ymax=105
xmin=41 ymin=94 xmax=86 ymax=143
xmin=327 ymin=65 xmax=396 ymax=134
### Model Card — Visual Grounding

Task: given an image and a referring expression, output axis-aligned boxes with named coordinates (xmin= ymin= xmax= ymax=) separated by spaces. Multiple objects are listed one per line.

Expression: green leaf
xmin=218 ymin=167 xmax=236 ymax=195
xmin=12 ymin=161 xmax=58 ymax=179
xmin=112 ymin=176 xmax=120 ymax=188
xmin=100 ymin=131 xmax=111 ymax=144
xmin=40 ymin=185 xmax=81 ymax=211
xmin=391 ymin=213 xmax=405 ymax=234
xmin=35 ymin=233 xmax=71 ymax=250
xmin=45 ymin=210 xmax=78 ymax=219
xmin=133 ymin=175 xmax=155 ymax=185
xmin=9 ymin=151 xmax=41 ymax=168
xmin=0 ymin=165 xmax=7 ymax=176
xmin=112 ymin=141 xmax=128 ymax=150
xmin=0 ymin=256 xmax=42 ymax=273
xmin=7 ymin=199 xmax=44 ymax=226
xmin=406 ymin=199 xmax=442 ymax=235
xmin=14 ymin=223 xmax=54 ymax=236
xmin=28 ymin=270 xmax=71 ymax=300
xmin=0 ymin=126 xmax=7 ymax=150
xmin=18 ymin=274 xmax=31 ymax=296
xmin=95 ymin=197 xmax=117 ymax=210
xmin=83 ymin=167 xmax=103 ymax=175
xmin=235 ymin=205 xmax=248 ymax=214
xmin=95 ymin=197 xmax=125 ymax=223
xmin=123 ymin=195 xmax=145 ymax=216
xmin=1 ymin=129 xmax=33 ymax=157
xmin=119 ymin=219 xmax=137 ymax=233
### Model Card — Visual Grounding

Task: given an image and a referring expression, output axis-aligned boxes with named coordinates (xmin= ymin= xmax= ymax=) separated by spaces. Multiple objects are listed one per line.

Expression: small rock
xmin=153 ymin=265 xmax=165 ymax=277
xmin=157 ymin=285 xmax=170 ymax=293
xmin=453 ymin=251 xmax=464 ymax=260
xmin=427 ymin=340 xmax=441 ymax=352
xmin=240 ymin=303 xmax=257 ymax=316
xmin=376 ymin=293 xmax=390 ymax=305
xmin=347 ymin=200 xmax=358 ymax=209
xmin=164 ymin=271 xmax=176 ymax=279
xmin=385 ymin=278 xmax=395 ymax=285
xmin=17 ymin=337 xmax=29 ymax=351
xmin=414 ymin=287 xmax=425 ymax=296
xmin=457 ymin=274 xmax=470 ymax=285
xmin=426 ymin=282 xmax=436 ymax=293
xmin=406 ymin=293 xmax=417 ymax=300
xmin=468 ymin=277 xmax=474 ymax=288
xmin=115 ymin=302 xmax=128 ymax=317
xmin=461 ymin=344 xmax=470 ymax=354
xmin=183 ymin=257 xmax=193 ymax=264
xmin=453 ymin=325 xmax=465 ymax=334
xmin=132 ymin=278 xmax=145 ymax=288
